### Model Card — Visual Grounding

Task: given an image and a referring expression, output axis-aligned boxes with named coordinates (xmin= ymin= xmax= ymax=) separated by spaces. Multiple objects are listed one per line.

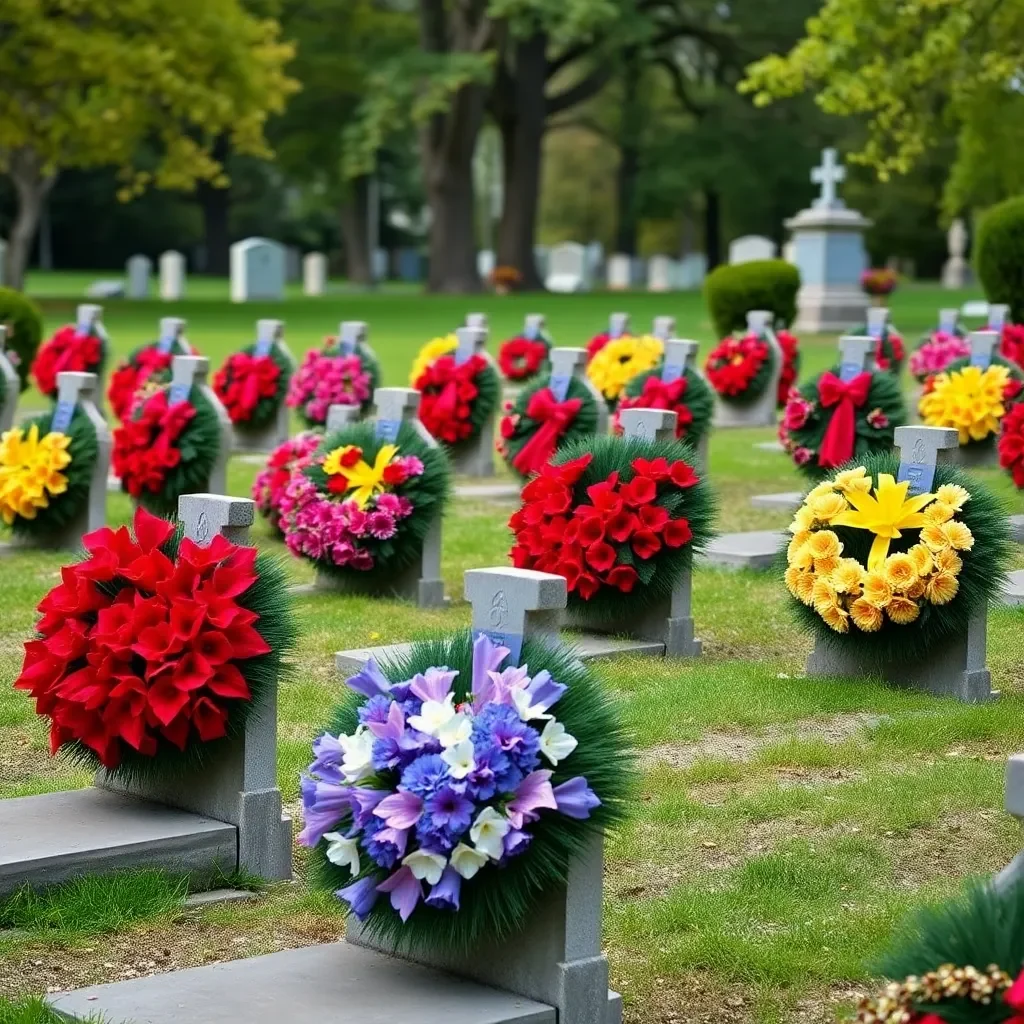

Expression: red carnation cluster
xmin=509 ymin=452 xmax=697 ymax=599
xmin=1001 ymin=323 xmax=1024 ymax=370
xmin=415 ymin=354 xmax=488 ymax=445
xmin=32 ymin=326 xmax=103 ymax=398
xmin=776 ymin=330 xmax=800 ymax=406
xmin=999 ymin=402 xmax=1024 ymax=488
xmin=113 ymin=390 xmax=195 ymax=498
xmin=873 ymin=331 xmax=905 ymax=372
xmin=498 ymin=337 xmax=548 ymax=381
xmin=704 ymin=335 xmax=771 ymax=397
xmin=13 ymin=507 xmax=269 ymax=769
xmin=108 ymin=348 xmax=174 ymax=421
xmin=614 ymin=376 xmax=693 ymax=439
xmin=213 ymin=351 xmax=282 ymax=425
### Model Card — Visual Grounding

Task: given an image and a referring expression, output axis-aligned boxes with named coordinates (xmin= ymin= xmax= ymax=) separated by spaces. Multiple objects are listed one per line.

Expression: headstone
xmin=994 ymin=754 xmax=1024 ymax=892
xmin=85 ymin=279 xmax=124 ymax=299
xmin=548 ymin=347 xmax=608 ymax=435
xmin=942 ymin=218 xmax=969 ymax=289
xmin=806 ymin=425 xmax=991 ymax=702
xmin=465 ymin=313 xmax=488 ymax=331
xmin=477 ymin=249 xmax=495 ymax=280
xmin=837 ymin=333 xmax=876 ymax=381
xmin=447 ymin=326 xmax=496 ymax=478
xmin=0 ymin=325 xmax=19 ymax=432
xmin=546 ymin=241 xmax=588 ymax=293
xmin=712 ymin=309 xmax=784 ymax=429
xmin=231 ymin=320 xmax=296 ymax=454
xmin=523 ymin=313 xmax=545 ymax=340
xmin=396 ymin=248 xmax=422 ymax=282
xmin=700 ymin=531 xmax=786 ymax=570
xmin=728 ymin=235 xmax=777 ymax=264
xmin=652 ymin=316 xmax=676 ymax=341
xmin=866 ymin=306 xmax=889 ymax=339
xmin=629 ymin=257 xmax=647 ymax=288
xmin=962 ymin=300 xmax=989 ymax=319
xmin=171 ymin=356 xmax=232 ymax=494
xmin=1009 ymin=514 xmax=1024 ymax=544
xmin=787 ymin=148 xmax=872 ymax=332
xmin=647 ymin=255 xmax=675 ymax=293
xmin=585 ymin=241 xmax=604 ymax=283
xmin=125 ymin=254 xmax=151 ymax=299
xmin=303 ymin=252 xmax=327 ymax=296
xmin=608 ymin=312 xmax=630 ymax=339
xmin=938 ymin=307 xmax=960 ymax=335
xmin=325 ymin=403 xmax=360 ymax=431
xmin=987 ymin=304 xmax=1009 ymax=330
xmin=533 ymin=245 xmax=550 ymax=280
xmin=606 ymin=253 xmax=631 ymax=291
xmin=676 ymin=253 xmax=707 ymax=290
xmin=159 ymin=250 xmax=186 ymax=300
xmin=967 ymin=329 xmax=999 ymax=370
xmin=230 ymin=238 xmax=285 ymax=302
xmin=372 ymin=248 xmax=388 ymax=282
xmin=1001 ymin=570 xmax=1024 ymax=606
xmin=285 ymin=246 xmax=302 ymax=284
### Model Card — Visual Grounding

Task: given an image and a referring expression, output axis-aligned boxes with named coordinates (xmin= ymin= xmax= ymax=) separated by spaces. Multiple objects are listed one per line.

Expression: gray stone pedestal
xmin=1001 ymin=570 xmax=1024 ymax=606
xmin=1010 ymin=515 xmax=1024 ymax=544
xmin=713 ymin=310 xmax=784 ymax=428
xmin=701 ymin=531 xmax=785 ymax=570
xmin=232 ymin=319 xmax=297 ymax=454
xmin=750 ymin=492 xmax=802 ymax=512
xmin=994 ymin=754 xmax=1024 ymax=893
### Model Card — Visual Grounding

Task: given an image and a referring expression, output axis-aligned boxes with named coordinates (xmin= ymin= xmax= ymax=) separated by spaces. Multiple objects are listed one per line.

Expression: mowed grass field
xmin=1 ymin=277 xmax=1023 ymax=1023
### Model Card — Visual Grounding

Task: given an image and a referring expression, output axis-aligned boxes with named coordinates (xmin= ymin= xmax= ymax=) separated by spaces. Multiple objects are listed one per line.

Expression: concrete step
xmin=700 ymin=531 xmax=785 ymax=570
xmin=0 ymin=788 xmax=236 ymax=898
xmin=50 ymin=942 xmax=556 ymax=1024
xmin=749 ymin=491 xmax=802 ymax=512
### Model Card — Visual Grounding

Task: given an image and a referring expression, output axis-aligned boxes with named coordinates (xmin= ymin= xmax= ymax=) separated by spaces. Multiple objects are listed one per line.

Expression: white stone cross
xmin=465 ymin=313 xmax=488 ymax=331
xmin=989 ymin=304 xmax=1009 ymax=331
xmin=455 ymin=325 xmax=486 ymax=365
xmin=373 ymin=386 xmax=436 ymax=447
xmin=178 ymin=494 xmax=254 ymax=547
xmin=968 ymin=329 xmax=999 ymax=370
xmin=866 ymin=307 xmax=889 ymax=339
xmin=255 ymin=318 xmax=283 ymax=357
xmin=837 ymin=335 xmax=876 ymax=381
xmin=0 ymin=326 xmax=18 ymax=432
xmin=620 ymin=407 xmax=677 ymax=444
xmin=609 ymin=312 xmax=630 ymax=339
xmin=811 ymin=147 xmax=846 ymax=208
xmin=746 ymin=310 xmax=773 ymax=336
xmin=938 ymin=308 xmax=960 ymax=334
xmin=464 ymin=566 xmax=567 ymax=664
xmin=523 ymin=314 xmax=545 ymax=340
xmin=652 ymin=316 xmax=676 ymax=341
xmin=894 ymin=425 xmax=959 ymax=497
xmin=76 ymin=304 xmax=102 ymax=333
xmin=51 ymin=372 xmax=99 ymax=434
xmin=663 ymin=339 xmax=698 ymax=383
xmin=548 ymin=347 xmax=586 ymax=402
xmin=157 ymin=317 xmax=186 ymax=353
xmin=338 ymin=320 xmax=367 ymax=354
xmin=169 ymin=355 xmax=208 ymax=405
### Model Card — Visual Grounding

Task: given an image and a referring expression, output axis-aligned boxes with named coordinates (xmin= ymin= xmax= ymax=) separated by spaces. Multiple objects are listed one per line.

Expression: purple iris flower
xmin=349 ymin=787 xmax=386 ymax=829
xmin=425 ymin=866 xmax=462 ymax=912
xmin=506 ymin=769 xmax=557 ymax=829
xmin=425 ymin=786 xmax=474 ymax=834
xmin=358 ymin=694 xmax=394 ymax=726
xmin=309 ymin=733 xmax=344 ymax=775
xmin=409 ymin=666 xmax=459 ymax=703
xmin=470 ymin=633 xmax=510 ymax=708
xmin=523 ymin=669 xmax=567 ymax=713
xmin=296 ymin=778 xmax=353 ymax=847
xmin=503 ymin=828 xmax=532 ymax=859
xmin=377 ymin=865 xmax=422 ymax=922
xmin=374 ymin=789 xmax=424 ymax=830
xmin=553 ymin=777 xmax=601 ymax=819
xmin=346 ymin=657 xmax=392 ymax=699
xmin=336 ymin=877 xmax=378 ymax=919
xmin=472 ymin=704 xmax=540 ymax=774
xmin=400 ymin=753 xmax=450 ymax=799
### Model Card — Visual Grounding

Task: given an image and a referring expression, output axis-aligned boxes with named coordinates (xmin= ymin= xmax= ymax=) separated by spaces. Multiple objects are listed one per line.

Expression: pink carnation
xmin=909 ymin=332 xmax=970 ymax=382
xmin=286 ymin=349 xmax=373 ymax=426
xmin=793 ymin=446 xmax=814 ymax=466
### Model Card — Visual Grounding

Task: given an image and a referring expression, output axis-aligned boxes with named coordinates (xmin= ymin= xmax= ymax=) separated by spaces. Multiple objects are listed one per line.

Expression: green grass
xmin=0 ymin=277 xmax=1022 ymax=1020
xmin=0 ymin=995 xmax=100 ymax=1024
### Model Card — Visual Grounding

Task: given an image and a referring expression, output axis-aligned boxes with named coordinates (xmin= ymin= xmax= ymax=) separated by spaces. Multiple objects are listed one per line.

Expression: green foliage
xmin=8 ymin=409 xmax=99 ymax=543
xmin=976 ymin=198 xmax=1024 ymax=324
xmin=0 ymin=997 xmax=95 ymax=1024
xmin=312 ymin=630 xmax=634 ymax=954
xmin=621 ymin=364 xmax=715 ymax=447
xmin=0 ymin=288 xmax=43 ymax=391
xmin=704 ymin=261 xmax=800 ymax=337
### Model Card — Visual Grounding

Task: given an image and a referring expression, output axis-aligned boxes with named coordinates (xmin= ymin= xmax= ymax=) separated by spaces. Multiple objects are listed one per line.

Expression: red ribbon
xmin=639 ymin=376 xmax=687 ymax=408
xmin=817 ymin=371 xmax=872 ymax=469
xmin=512 ymin=387 xmax=583 ymax=476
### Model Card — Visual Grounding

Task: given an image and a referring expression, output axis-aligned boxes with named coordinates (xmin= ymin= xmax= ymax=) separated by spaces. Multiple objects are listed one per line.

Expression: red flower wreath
xmin=32 ymin=326 xmax=104 ymax=398
xmin=112 ymin=390 xmax=195 ymax=498
xmin=1001 ymin=323 xmax=1024 ymax=369
xmin=415 ymin=353 xmax=489 ymax=445
xmin=108 ymin=348 xmax=173 ymax=421
xmin=704 ymin=335 xmax=771 ymax=398
xmin=614 ymin=376 xmax=694 ymax=439
xmin=999 ymin=402 xmax=1024 ymax=488
xmin=873 ymin=331 xmax=905 ymax=372
xmin=13 ymin=506 xmax=271 ymax=769
xmin=213 ymin=351 xmax=282 ymax=425
xmin=776 ymin=330 xmax=800 ymax=407
xmin=498 ymin=336 xmax=548 ymax=381
xmin=509 ymin=452 xmax=697 ymax=599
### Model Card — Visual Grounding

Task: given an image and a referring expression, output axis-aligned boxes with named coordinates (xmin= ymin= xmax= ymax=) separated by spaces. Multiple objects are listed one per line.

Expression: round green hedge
xmin=0 ymin=287 xmax=43 ymax=392
xmin=703 ymin=260 xmax=800 ymax=338
xmin=976 ymin=196 xmax=1024 ymax=323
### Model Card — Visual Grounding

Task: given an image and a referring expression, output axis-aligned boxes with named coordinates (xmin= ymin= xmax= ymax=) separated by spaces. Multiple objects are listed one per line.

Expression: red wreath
xmin=13 ymin=506 xmax=270 ymax=769
xmin=704 ymin=335 xmax=771 ymax=397
xmin=776 ymin=330 xmax=800 ymax=406
xmin=112 ymin=390 xmax=195 ymax=498
xmin=509 ymin=452 xmax=697 ymax=599
xmin=213 ymin=352 xmax=282 ymax=425
xmin=415 ymin=353 xmax=488 ymax=445
xmin=999 ymin=402 xmax=1024 ymax=488
xmin=614 ymin=377 xmax=694 ymax=439
xmin=1001 ymin=324 xmax=1024 ymax=370
xmin=32 ymin=326 xmax=104 ymax=398
xmin=498 ymin=337 xmax=548 ymax=381
xmin=873 ymin=331 xmax=905 ymax=372
xmin=109 ymin=348 xmax=173 ymax=421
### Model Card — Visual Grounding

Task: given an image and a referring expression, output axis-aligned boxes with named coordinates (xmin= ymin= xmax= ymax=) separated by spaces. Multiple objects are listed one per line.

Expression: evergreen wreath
xmin=414 ymin=352 xmax=501 ymax=449
xmin=497 ymin=332 xmax=552 ymax=383
xmin=112 ymin=385 xmax=221 ymax=516
xmin=32 ymin=323 xmax=108 ymax=399
xmin=0 ymin=409 xmax=99 ymax=542
xmin=909 ymin=331 xmax=971 ymax=384
xmin=613 ymin=362 xmax=714 ymax=444
xmin=301 ymin=630 xmax=631 ymax=953
xmin=704 ymin=334 xmax=775 ymax=404
xmin=252 ymin=431 xmax=323 ymax=534
xmin=281 ymin=420 xmax=450 ymax=585
xmin=13 ymin=505 xmax=296 ymax=785
xmin=108 ymin=338 xmax=192 ymax=421
xmin=287 ymin=339 xmax=381 ymax=429
xmin=784 ymin=451 xmax=1012 ymax=665
xmin=498 ymin=374 xmax=601 ymax=479
xmin=778 ymin=366 xmax=906 ymax=480
xmin=509 ymin=434 xmax=717 ymax=622
xmin=848 ymin=321 xmax=905 ymax=374
xmin=214 ymin=342 xmax=292 ymax=431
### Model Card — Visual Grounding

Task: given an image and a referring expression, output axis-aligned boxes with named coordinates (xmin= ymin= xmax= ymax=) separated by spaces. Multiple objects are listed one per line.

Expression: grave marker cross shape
xmin=373 ymin=386 xmax=424 ymax=442
xmin=662 ymin=339 xmax=698 ymax=383
xmin=811 ymin=147 xmax=846 ymax=208
xmin=338 ymin=320 xmax=367 ymax=355
xmin=837 ymin=335 xmax=875 ymax=382
xmin=548 ymin=347 xmax=586 ymax=401
xmin=620 ymin=407 xmax=677 ymax=444
xmin=157 ymin=317 xmax=186 ymax=354
xmin=894 ymin=424 xmax=959 ymax=497
xmin=968 ymin=329 xmax=999 ymax=370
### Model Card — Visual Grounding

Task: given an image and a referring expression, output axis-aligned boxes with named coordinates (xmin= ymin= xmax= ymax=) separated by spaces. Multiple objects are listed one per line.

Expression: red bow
xmin=512 ymin=387 xmax=583 ymax=476
xmin=817 ymin=371 xmax=872 ymax=469
xmin=640 ymin=376 xmax=687 ymax=408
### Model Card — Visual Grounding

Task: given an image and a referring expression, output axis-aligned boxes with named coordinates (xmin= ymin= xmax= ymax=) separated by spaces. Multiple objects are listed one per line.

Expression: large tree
xmin=0 ymin=0 xmax=296 ymax=289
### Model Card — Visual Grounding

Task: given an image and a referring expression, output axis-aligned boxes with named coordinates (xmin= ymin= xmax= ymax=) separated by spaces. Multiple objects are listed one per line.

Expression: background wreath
xmin=289 ymin=341 xmax=381 ymax=429
xmin=704 ymin=335 xmax=775 ymax=405
xmin=32 ymin=324 xmax=109 ymax=399
xmin=848 ymin=322 xmax=905 ymax=374
xmin=414 ymin=353 xmax=501 ymax=450
xmin=615 ymin=363 xmax=714 ymax=444
xmin=214 ymin=342 xmax=293 ymax=431
xmin=108 ymin=337 xmax=192 ymax=421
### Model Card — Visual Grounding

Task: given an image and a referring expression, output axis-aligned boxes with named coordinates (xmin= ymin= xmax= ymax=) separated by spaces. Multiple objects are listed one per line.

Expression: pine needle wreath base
xmin=8 ymin=409 xmax=99 ymax=542
xmin=298 ymin=420 xmax=450 ymax=587
xmin=620 ymin=364 xmax=715 ymax=445
xmin=500 ymin=374 xmax=601 ymax=480
xmin=226 ymin=343 xmax=294 ymax=433
xmin=786 ymin=451 xmax=1013 ymax=666
xmin=309 ymin=631 xmax=632 ymax=955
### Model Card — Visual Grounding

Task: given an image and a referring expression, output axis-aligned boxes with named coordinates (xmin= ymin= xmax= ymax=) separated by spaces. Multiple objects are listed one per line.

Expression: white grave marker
xmin=607 ymin=254 xmax=631 ymax=291
xmin=0 ymin=325 xmax=19 ymax=432
xmin=230 ymin=238 xmax=285 ymax=302
xmin=303 ymin=252 xmax=327 ymax=297
xmin=546 ymin=242 xmax=588 ymax=293
xmin=712 ymin=309 xmax=784 ymax=428
xmin=232 ymin=320 xmax=295 ymax=453
xmin=728 ymin=236 xmax=777 ymax=264
xmin=125 ymin=255 xmax=151 ymax=299
xmin=159 ymin=250 xmax=186 ymax=300
xmin=170 ymin=356 xmax=232 ymax=493
xmin=647 ymin=255 xmax=675 ymax=293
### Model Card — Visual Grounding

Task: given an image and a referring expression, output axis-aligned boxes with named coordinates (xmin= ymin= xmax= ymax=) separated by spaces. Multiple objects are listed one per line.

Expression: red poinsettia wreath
xmin=213 ymin=350 xmax=282 ymax=426
xmin=414 ymin=352 xmax=499 ymax=446
xmin=13 ymin=507 xmax=292 ymax=773
xmin=498 ymin=336 xmax=549 ymax=381
xmin=32 ymin=325 xmax=106 ymax=399
xmin=704 ymin=335 xmax=773 ymax=399
xmin=113 ymin=390 xmax=196 ymax=499
xmin=999 ymin=402 xmax=1024 ymax=488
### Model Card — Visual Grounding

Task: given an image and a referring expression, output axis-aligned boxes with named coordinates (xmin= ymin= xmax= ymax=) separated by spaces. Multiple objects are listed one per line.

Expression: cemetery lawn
xmin=1 ymin=279 xmax=1023 ymax=1022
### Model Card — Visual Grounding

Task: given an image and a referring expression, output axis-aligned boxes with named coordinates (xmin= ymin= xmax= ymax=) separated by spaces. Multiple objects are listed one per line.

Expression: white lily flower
xmin=511 ymin=686 xmax=554 ymax=722
xmin=470 ymin=807 xmax=511 ymax=860
xmin=539 ymin=719 xmax=578 ymax=766
xmin=440 ymin=739 xmax=475 ymax=780
xmin=402 ymin=849 xmax=447 ymax=885
xmin=323 ymin=832 xmax=360 ymax=877
xmin=407 ymin=694 xmax=457 ymax=738
xmin=450 ymin=843 xmax=489 ymax=880
xmin=339 ymin=727 xmax=375 ymax=783
xmin=437 ymin=712 xmax=472 ymax=749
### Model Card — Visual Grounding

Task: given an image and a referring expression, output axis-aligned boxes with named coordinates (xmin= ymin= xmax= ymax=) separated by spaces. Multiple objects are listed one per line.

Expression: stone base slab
xmin=793 ymin=285 xmax=869 ymax=334
xmin=750 ymin=492 xmax=803 ymax=512
xmin=700 ymin=531 xmax=785 ymax=570
xmin=1002 ymin=570 xmax=1024 ymax=607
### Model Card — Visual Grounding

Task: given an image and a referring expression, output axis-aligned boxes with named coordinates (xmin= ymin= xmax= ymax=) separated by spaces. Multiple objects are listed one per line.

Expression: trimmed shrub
xmin=704 ymin=259 xmax=800 ymax=337
xmin=975 ymin=197 xmax=1024 ymax=323
xmin=0 ymin=287 xmax=43 ymax=392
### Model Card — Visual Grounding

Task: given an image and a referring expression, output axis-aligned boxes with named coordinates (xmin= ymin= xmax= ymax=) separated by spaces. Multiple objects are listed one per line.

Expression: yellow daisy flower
xmin=795 ymin=571 xmax=816 ymax=606
xmin=784 ymin=565 xmax=805 ymax=599
xmin=941 ymin=520 xmax=974 ymax=551
xmin=883 ymin=553 xmax=918 ymax=592
xmin=934 ymin=548 xmax=963 ymax=575
xmin=831 ymin=558 xmax=865 ymax=595
xmin=850 ymin=598 xmax=884 ymax=632
xmin=789 ymin=505 xmax=816 ymax=534
xmin=787 ymin=535 xmax=814 ymax=571
xmin=814 ymin=555 xmax=840 ymax=575
xmin=907 ymin=543 xmax=934 ymax=576
xmin=806 ymin=530 xmax=842 ymax=561
xmin=935 ymin=483 xmax=970 ymax=510
xmin=819 ymin=602 xmax=850 ymax=634
xmin=923 ymin=501 xmax=955 ymax=526
xmin=920 ymin=524 xmax=950 ymax=552
xmin=808 ymin=491 xmax=848 ymax=523
xmin=811 ymin=576 xmax=839 ymax=614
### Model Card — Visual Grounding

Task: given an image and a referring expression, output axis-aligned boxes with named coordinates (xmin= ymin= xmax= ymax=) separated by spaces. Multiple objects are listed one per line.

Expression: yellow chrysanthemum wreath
xmin=408 ymin=334 xmax=457 ymax=386
xmin=586 ymin=334 xmax=663 ymax=405
xmin=784 ymin=467 xmax=974 ymax=634
xmin=0 ymin=424 xmax=72 ymax=524
xmin=919 ymin=363 xmax=1011 ymax=444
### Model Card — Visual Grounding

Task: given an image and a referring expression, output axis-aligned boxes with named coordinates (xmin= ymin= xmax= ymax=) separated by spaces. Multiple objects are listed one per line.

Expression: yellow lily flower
xmin=833 ymin=473 xmax=935 ymax=570
xmin=329 ymin=444 xmax=399 ymax=509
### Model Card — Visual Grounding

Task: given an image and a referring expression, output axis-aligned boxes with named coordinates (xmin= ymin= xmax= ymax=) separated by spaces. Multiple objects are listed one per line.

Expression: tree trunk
xmin=495 ymin=32 xmax=546 ymax=291
xmin=197 ymin=136 xmax=231 ymax=276
xmin=340 ymin=175 xmax=372 ymax=286
xmin=4 ymin=149 xmax=56 ymax=292
xmin=704 ymin=187 xmax=722 ymax=269
xmin=614 ymin=52 xmax=643 ymax=256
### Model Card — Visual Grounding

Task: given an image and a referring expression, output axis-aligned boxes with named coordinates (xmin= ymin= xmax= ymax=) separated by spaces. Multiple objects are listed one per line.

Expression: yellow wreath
xmin=409 ymin=334 xmax=458 ymax=387
xmin=918 ymin=364 xmax=1010 ymax=444
xmin=586 ymin=334 xmax=663 ymax=402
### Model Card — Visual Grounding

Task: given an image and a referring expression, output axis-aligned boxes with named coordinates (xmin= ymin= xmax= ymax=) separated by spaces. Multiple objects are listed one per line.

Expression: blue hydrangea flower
xmin=400 ymin=753 xmax=450 ymax=799
xmin=361 ymin=816 xmax=403 ymax=869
